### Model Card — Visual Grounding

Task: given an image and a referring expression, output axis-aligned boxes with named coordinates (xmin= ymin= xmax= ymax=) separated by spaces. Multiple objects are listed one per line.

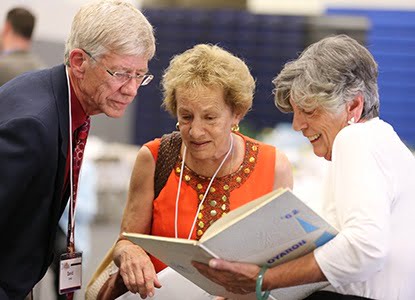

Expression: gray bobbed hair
xmin=273 ymin=34 xmax=379 ymax=119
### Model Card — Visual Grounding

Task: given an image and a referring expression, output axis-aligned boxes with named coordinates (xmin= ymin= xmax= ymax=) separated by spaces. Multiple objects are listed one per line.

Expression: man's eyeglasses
xmin=82 ymin=49 xmax=153 ymax=86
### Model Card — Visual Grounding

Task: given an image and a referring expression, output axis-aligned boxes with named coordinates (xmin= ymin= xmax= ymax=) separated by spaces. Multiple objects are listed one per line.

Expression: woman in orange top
xmin=113 ymin=44 xmax=293 ymax=298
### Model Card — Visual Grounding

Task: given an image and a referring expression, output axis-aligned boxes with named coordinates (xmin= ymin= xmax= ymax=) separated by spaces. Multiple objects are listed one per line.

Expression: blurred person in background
xmin=90 ymin=44 xmax=293 ymax=299
xmin=0 ymin=0 xmax=155 ymax=299
xmin=0 ymin=7 xmax=45 ymax=86
xmin=193 ymin=35 xmax=415 ymax=300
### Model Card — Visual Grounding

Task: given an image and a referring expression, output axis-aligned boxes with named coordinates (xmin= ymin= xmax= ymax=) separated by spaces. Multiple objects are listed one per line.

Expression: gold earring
xmin=176 ymin=122 xmax=180 ymax=130
xmin=231 ymin=124 xmax=240 ymax=132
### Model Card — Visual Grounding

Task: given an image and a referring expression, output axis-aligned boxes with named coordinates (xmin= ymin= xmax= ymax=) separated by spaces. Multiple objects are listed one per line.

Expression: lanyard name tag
xmin=59 ymin=252 xmax=83 ymax=294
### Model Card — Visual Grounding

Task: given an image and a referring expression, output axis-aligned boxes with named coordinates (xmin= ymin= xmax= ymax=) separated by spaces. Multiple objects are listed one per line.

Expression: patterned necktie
xmin=66 ymin=117 xmax=90 ymax=300
xmin=71 ymin=117 xmax=91 ymax=219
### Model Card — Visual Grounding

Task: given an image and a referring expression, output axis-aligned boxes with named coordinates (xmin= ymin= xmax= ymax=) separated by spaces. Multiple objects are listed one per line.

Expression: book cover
xmin=124 ymin=188 xmax=337 ymax=299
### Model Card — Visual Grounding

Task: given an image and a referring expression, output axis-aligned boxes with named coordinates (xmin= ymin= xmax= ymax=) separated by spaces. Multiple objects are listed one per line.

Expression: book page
xmin=115 ymin=267 xmax=217 ymax=300
xmin=155 ymin=267 xmax=216 ymax=299
xmin=201 ymin=188 xmax=287 ymax=242
xmin=116 ymin=267 xmax=322 ymax=300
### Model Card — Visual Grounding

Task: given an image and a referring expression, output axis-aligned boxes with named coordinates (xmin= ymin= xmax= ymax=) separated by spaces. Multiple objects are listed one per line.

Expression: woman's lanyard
xmin=174 ymin=134 xmax=234 ymax=240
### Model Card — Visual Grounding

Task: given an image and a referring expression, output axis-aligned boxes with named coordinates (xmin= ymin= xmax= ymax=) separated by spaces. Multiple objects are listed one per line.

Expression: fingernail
xmin=209 ymin=259 xmax=217 ymax=268
xmin=148 ymin=292 xmax=154 ymax=297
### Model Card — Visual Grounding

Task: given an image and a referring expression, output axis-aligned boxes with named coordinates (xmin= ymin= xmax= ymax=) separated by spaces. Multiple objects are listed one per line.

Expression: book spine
xmin=199 ymin=244 xmax=220 ymax=259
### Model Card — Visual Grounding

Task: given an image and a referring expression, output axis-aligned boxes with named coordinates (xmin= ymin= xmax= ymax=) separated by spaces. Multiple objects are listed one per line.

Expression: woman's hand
xmin=193 ymin=259 xmax=260 ymax=295
xmin=115 ymin=241 xmax=161 ymax=298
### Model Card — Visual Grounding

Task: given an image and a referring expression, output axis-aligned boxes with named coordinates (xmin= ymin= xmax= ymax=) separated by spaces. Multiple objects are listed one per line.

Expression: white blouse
xmin=314 ymin=118 xmax=415 ymax=300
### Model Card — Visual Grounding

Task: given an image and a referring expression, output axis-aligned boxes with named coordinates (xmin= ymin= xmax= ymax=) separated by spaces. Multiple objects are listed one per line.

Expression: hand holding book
xmin=192 ymin=259 xmax=259 ymax=295
xmin=124 ymin=189 xmax=337 ymax=299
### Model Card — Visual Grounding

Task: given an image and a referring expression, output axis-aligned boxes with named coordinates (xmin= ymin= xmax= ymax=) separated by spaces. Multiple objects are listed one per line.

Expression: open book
xmin=123 ymin=188 xmax=337 ymax=299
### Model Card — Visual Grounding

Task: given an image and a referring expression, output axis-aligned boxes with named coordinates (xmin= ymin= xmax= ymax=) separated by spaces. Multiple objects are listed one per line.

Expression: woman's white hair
xmin=273 ymin=34 xmax=379 ymax=119
xmin=64 ymin=0 xmax=155 ymax=64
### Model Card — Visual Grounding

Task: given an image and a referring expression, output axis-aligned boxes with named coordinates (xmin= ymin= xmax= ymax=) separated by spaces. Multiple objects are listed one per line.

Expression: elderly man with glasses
xmin=0 ymin=1 xmax=155 ymax=299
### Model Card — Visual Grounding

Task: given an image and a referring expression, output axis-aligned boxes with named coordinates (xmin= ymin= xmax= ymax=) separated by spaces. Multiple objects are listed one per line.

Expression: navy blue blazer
xmin=0 ymin=64 xmax=71 ymax=299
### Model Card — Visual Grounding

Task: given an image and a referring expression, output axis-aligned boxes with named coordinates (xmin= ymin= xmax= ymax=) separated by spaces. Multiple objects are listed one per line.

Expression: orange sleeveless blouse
xmin=144 ymin=132 xmax=276 ymax=272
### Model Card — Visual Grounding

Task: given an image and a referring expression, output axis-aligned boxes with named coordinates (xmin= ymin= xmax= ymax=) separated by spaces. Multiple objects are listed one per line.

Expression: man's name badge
xmin=59 ymin=252 xmax=82 ymax=294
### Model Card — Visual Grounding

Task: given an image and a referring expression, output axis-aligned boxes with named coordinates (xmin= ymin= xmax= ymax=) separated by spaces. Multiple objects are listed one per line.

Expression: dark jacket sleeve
xmin=0 ymin=116 xmax=51 ymax=298
xmin=0 ymin=117 xmax=49 ymax=228
xmin=0 ymin=288 xmax=10 ymax=299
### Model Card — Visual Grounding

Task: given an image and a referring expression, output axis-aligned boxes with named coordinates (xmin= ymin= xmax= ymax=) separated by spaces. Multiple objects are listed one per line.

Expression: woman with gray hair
xmin=194 ymin=35 xmax=415 ymax=299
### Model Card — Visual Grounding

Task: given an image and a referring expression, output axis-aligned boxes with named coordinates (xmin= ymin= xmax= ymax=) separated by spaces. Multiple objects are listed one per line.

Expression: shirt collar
xmin=69 ymin=78 xmax=88 ymax=132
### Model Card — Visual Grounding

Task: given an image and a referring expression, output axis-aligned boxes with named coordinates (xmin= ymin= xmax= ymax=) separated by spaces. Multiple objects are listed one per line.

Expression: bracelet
xmin=255 ymin=265 xmax=270 ymax=300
